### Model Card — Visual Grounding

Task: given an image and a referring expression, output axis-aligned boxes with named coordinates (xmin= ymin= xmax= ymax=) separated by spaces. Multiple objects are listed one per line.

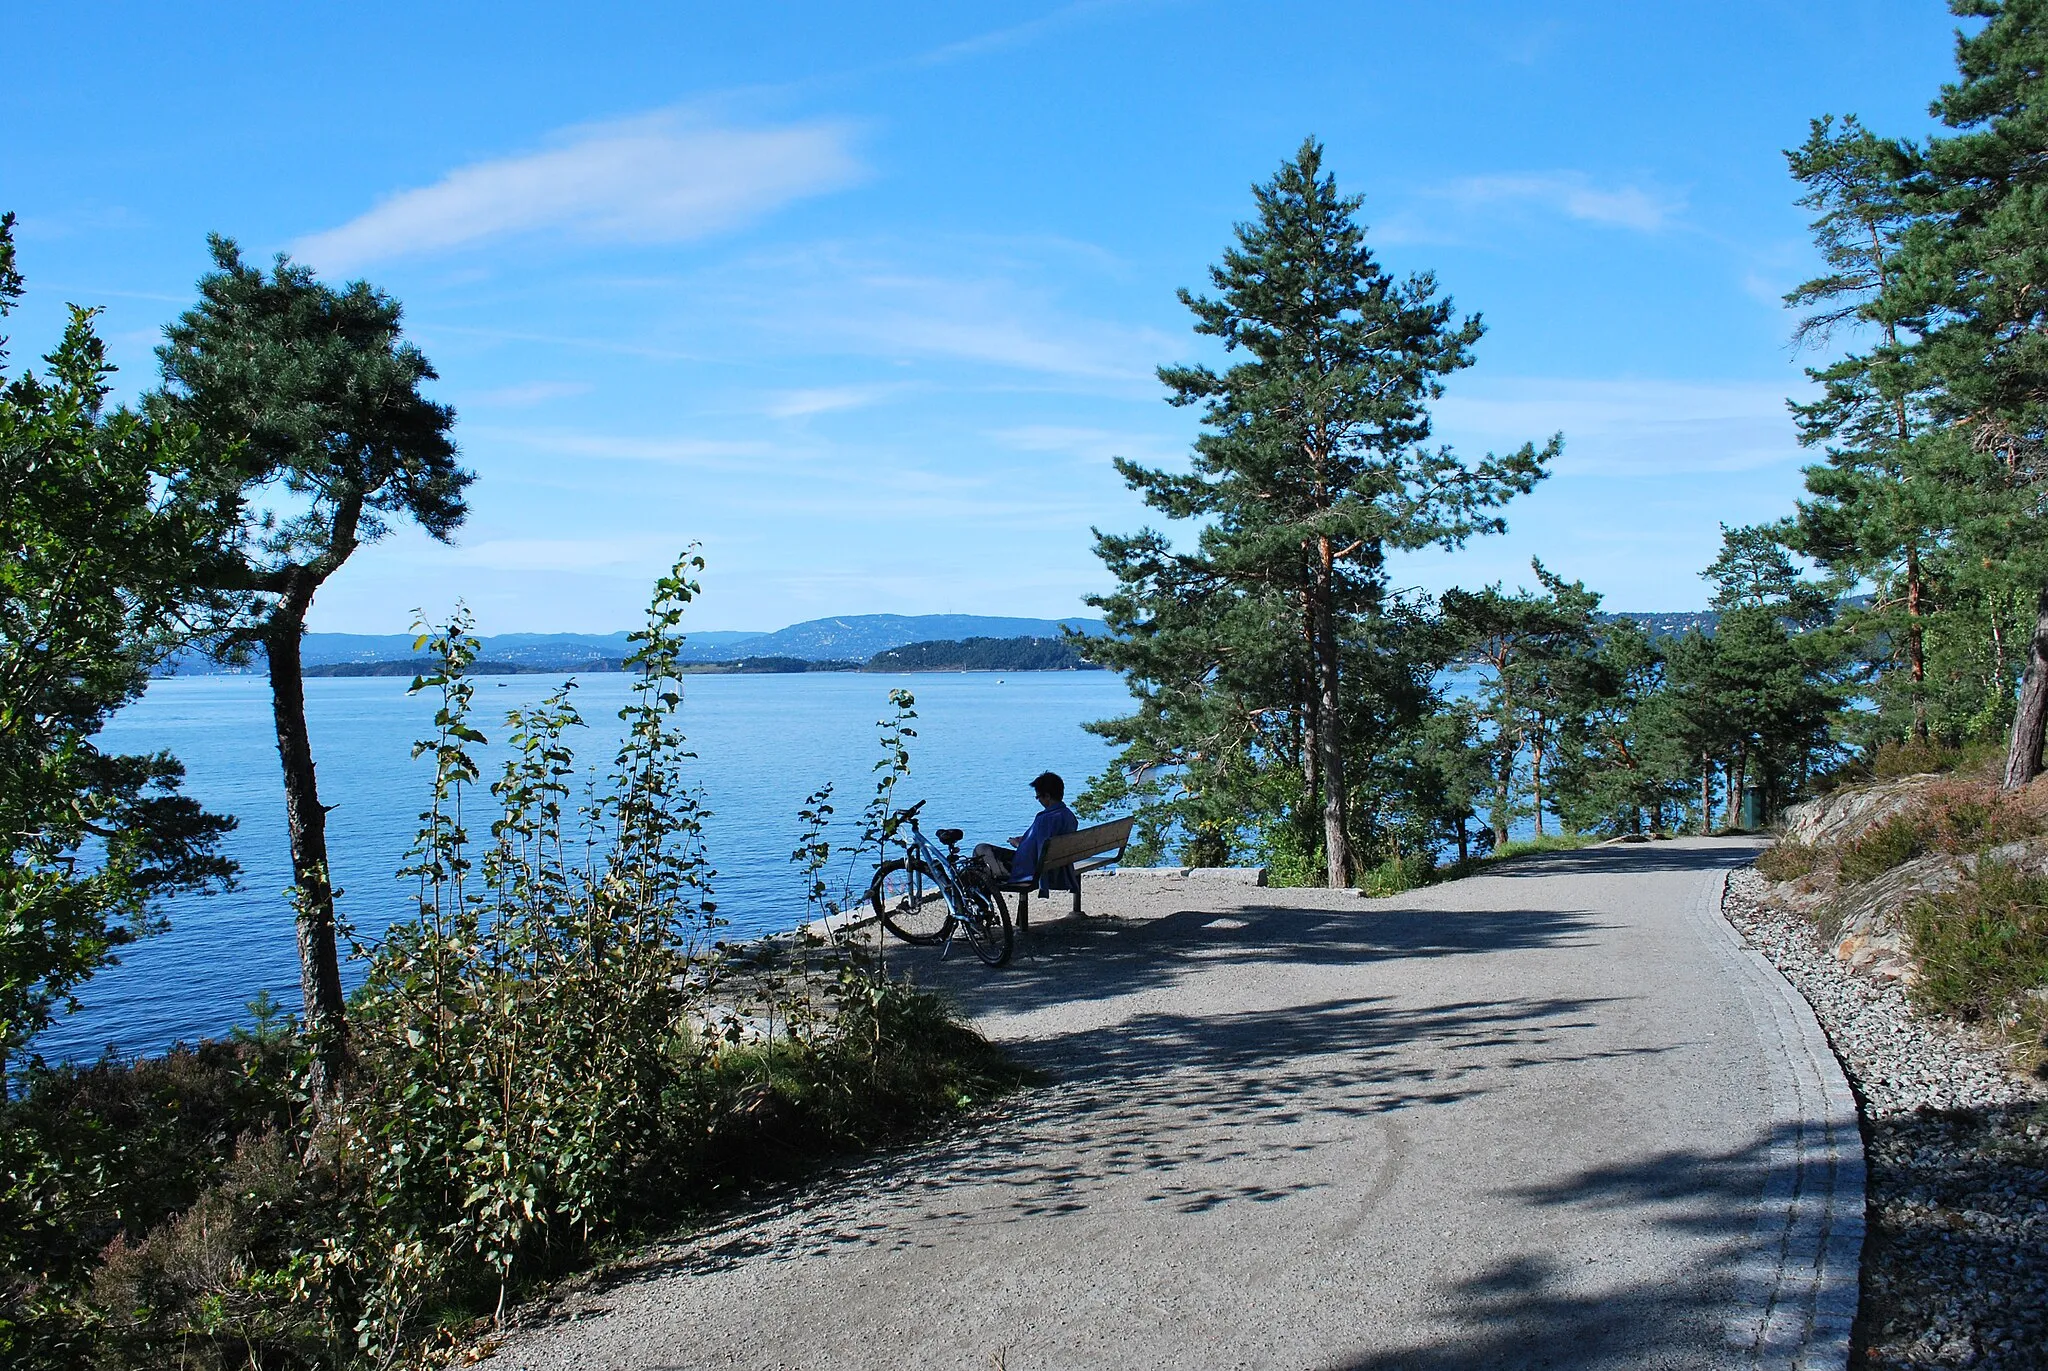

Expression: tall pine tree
xmin=1088 ymin=140 xmax=1553 ymax=884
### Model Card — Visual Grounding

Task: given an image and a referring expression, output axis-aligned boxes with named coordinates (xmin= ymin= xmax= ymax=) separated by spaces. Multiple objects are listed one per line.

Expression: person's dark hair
xmin=1030 ymin=771 xmax=1065 ymax=801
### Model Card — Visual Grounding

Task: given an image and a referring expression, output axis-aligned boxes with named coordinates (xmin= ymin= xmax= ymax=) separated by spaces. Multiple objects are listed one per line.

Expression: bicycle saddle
xmin=936 ymin=827 xmax=965 ymax=846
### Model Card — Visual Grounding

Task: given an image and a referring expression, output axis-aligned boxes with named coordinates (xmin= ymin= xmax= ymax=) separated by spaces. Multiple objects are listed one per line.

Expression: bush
xmin=1869 ymin=736 xmax=1962 ymax=779
xmin=1755 ymin=841 xmax=1820 ymax=882
xmin=2 ymin=560 xmax=1030 ymax=1369
xmin=1906 ymin=861 xmax=2048 ymax=1072
xmin=1358 ymin=854 xmax=1436 ymax=898
xmin=1835 ymin=785 xmax=2045 ymax=884
xmin=1838 ymin=814 xmax=1925 ymax=883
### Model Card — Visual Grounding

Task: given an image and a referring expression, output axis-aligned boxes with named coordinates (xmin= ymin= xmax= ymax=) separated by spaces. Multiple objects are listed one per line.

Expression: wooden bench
xmin=997 ymin=817 xmax=1134 ymax=932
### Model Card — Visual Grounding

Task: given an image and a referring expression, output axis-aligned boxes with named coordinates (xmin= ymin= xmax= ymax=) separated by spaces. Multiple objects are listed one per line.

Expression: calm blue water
xmin=41 ymin=671 xmax=1131 ymax=1064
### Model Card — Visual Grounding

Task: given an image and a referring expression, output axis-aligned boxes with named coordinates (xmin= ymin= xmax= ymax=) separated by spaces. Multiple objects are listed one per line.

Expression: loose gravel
xmin=1724 ymin=867 xmax=2048 ymax=1370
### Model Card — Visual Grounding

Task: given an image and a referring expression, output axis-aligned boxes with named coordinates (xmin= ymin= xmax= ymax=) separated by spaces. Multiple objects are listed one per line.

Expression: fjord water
xmin=41 ymin=670 xmax=1130 ymax=1064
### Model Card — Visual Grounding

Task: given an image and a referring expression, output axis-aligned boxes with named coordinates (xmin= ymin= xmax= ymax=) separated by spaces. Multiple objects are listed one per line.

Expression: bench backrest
xmin=1039 ymin=817 xmax=1134 ymax=876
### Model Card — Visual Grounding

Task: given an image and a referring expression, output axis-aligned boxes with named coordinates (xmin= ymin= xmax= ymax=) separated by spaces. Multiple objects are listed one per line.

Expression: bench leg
xmin=1016 ymin=890 xmax=1029 ymax=934
xmin=1072 ymin=874 xmax=1083 ymax=918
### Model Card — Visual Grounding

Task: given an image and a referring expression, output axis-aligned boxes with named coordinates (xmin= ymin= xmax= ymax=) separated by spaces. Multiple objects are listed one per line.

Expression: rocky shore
xmin=1724 ymin=867 xmax=2048 ymax=1370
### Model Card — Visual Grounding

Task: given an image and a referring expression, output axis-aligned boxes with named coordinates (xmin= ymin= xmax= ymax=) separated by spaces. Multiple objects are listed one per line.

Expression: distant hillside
xmin=733 ymin=615 xmax=1108 ymax=662
xmin=1600 ymin=611 xmax=1720 ymax=640
xmin=156 ymin=616 xmax=1110 ymax=675
xmin=865 ymin=636 xmax=1104 ymax=672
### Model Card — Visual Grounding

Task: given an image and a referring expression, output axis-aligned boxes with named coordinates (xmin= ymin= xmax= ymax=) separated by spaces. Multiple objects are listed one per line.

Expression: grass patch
xmin=1906 ymin=861 xmax=2048 ymax=1074
xmin=1355 ymin=833 xmax=1599 ymax=898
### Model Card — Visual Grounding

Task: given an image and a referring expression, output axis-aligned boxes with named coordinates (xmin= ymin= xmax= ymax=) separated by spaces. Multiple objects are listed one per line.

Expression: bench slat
xmin=1038 ymin=817 xmax=1133 ymax=871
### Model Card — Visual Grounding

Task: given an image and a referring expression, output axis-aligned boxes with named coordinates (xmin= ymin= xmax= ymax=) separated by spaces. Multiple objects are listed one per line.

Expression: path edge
xmin=1690 ymin=866 xmax=1866 ymax=1371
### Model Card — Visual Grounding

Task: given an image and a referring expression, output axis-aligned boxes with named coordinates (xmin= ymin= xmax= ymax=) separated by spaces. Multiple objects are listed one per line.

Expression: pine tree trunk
xmin=1726 ymin=745 xmax=1748 ymax=829
xmin=1312 ymin=538 xmax=1352 ymax=886
xmin=265 ymin=595 xmax=349 ymax=1091
xmin=2001 ymin=581 xmax=2048 ymax=790
xmin=1530 ymin=720 xmax=1545 ymax=838
xmin=1700 ymin=757 xmax=1712 ymax=836
xmin=1494 ymin=739 xmax=1514 ymax=849
xmin=1907 ymin=543 xmax=1928 ymax=742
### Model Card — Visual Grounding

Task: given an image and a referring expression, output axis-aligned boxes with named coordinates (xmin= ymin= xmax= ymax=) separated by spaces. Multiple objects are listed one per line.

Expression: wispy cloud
xmin=1432 ymin=376 xmax=1808 ymax=477
xmin=294 ymin=113 xmax=865 ymax=273
xmin=762 ymin=382 xmax=910 ymax=419
xmin=1434 ymin=173 xmax=1682 ymax=232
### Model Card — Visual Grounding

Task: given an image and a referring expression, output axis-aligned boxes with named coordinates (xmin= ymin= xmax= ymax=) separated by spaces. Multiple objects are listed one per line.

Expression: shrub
xmin=1869 ymin=736 xmax=1961 ymax=779
xmin=1755 ymin=842 xmax=1820 ymax=882
xmin=1838 ymin=815 xmax=1925 ymax=883
xmin=3 ymin=556 xmax=1029 ymax=1369
xmin=1906 ymin=861 xmax=2048 ymax=1072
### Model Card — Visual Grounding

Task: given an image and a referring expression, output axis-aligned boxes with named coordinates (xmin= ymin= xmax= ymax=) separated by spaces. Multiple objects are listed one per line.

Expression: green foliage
xmin=0 ymin=217 xmax=237 ymax=1079
xmin=1838 ymin=814 xmax=1926 ymax=883
xmin=150 ymin=237 xmax=475 ymax=1072
xmin=1083 ymin=138 xmax=1550 ymax=886
xmin=0 ymin=559 xmax=1024 ymax=1369
xmin=1906 ymin=858 xmax=2048 ymax=1071
xmin=1755 ymin=842 xmax=1822 ymax=882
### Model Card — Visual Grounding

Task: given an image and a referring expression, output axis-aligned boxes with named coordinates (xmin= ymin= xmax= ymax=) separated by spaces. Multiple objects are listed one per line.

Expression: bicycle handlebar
xmin=899 ymin=798 xmax=927 ymax=821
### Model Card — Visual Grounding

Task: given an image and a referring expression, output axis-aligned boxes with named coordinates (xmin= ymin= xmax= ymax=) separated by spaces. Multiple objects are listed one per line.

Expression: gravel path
xmin=1724 ymin=868 xmax=2048 ymax=1370
xmin=492 ymin=840 xmax=1855 ymax=1371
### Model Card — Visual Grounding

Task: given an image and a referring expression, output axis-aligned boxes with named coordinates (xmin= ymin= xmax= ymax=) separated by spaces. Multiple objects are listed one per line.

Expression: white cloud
xmin=1431 ymin=376 xmax=1808 ymax=477
xmin=1426 ymin=172 xmax=1683 ymax=233
xmin=762 ymin=383 xmax=908 ymax=418
xmin=294 ymin=113 xmax=864 ymax=272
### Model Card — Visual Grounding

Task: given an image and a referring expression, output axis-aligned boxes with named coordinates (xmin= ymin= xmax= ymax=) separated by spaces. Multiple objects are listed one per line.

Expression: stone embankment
xmin=1741 ymin=776 xmax=2048 ymax=1370
xmin=1773 ymin=775 xmax=2048 ymax=982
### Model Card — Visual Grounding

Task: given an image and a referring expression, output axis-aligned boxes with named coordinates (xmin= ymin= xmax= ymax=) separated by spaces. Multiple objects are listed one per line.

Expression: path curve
xmin=497 ymin=838 xmax=1861 ymax=1371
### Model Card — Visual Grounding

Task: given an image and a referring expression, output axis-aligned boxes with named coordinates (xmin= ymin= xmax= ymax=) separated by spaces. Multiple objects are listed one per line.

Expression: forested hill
xmin=158 ymin=614 xmax=1111 ymax=673
xmin=1599 ymin=611 xmax=1719 ymax=640
xmin=864 ymin=636 xmax=1104 ymax=672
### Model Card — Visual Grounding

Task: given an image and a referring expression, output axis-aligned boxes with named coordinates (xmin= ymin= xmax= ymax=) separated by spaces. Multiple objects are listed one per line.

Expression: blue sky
xmin=6 ymin=1 xmax=1960 ymax=632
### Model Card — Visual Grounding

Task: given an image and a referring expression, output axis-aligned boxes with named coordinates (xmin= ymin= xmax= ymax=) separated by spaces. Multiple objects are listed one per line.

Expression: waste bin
xmin=1739 ymin=787 xmax=1764 ymax=831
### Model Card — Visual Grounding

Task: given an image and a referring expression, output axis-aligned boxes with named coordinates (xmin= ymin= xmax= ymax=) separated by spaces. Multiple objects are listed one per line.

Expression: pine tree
xmin=1088 ymin=139 xmax=1553 ymax=885
xmin=151 ymin=239 xmax=470 ymax=1086
xmin=1883 ymin=1 xmax=2048 ymax=785
xmin=1439 ymin=563 xmax=1598 ymax=845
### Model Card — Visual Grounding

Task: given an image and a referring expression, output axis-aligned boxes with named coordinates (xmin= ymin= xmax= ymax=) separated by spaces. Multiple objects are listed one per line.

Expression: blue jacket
xmin=1012 ymin=803 xmax=1079 ymax=890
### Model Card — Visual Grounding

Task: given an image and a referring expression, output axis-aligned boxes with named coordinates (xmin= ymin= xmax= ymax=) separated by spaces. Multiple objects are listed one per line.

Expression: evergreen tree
xmin=1088 ymin=139 xmax=1553 ymax=884
xmin=0 ymin=218 xmax=236 ymax=1080
xmin=1784 ymin=116 xmax=1947 ymax=741
xmin=1439 ymin=563 xmax=1598 ymax=845
xmin=1550 ymin=618 xmax=1692 ymax=837
xmin=1675 ymin=526 xmax=1841 ymax=824
xmin=151 ymin=239 xmax=470 ymax=1086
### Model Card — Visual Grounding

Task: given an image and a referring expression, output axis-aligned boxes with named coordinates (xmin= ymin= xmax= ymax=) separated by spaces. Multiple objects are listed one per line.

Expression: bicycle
xmin=866 ymin=799 xmax=1013 ymax=967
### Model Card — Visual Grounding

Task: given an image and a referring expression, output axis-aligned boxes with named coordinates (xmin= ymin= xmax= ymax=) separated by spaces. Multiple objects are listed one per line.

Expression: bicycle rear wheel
xmin=870 ymin=857 xmax=953 ymax=944
xmin=955 ymin=885 xmax=1013 ymax=968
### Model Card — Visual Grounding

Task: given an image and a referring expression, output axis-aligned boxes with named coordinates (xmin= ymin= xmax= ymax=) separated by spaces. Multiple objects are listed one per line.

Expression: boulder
xmin=1781 ymin=773 xmax=1948 ymax=848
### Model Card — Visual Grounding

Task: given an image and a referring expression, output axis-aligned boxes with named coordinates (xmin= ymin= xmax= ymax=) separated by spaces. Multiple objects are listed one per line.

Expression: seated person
xmin=972 ymin=771 xmax=1079 ymax=891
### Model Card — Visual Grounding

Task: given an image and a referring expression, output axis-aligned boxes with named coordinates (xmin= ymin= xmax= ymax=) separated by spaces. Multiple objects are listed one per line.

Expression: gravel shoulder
xmin=493 ymin=840 xmax=1853 ymax=1371
xmin=1724 ymin=868 xmax=2048 ymax=1370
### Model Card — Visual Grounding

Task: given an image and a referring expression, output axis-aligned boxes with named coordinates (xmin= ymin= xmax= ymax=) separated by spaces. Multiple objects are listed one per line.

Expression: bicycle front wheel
xmin=870 ymin=857 xmax=954 ymax=945
xmin=955 ymin=885 xmax=1013 ymax=968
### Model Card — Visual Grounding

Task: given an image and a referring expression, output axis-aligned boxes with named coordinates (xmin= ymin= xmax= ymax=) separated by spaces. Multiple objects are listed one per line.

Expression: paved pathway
xmin=496 ymin=839 xmax=1861 ymax=1371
